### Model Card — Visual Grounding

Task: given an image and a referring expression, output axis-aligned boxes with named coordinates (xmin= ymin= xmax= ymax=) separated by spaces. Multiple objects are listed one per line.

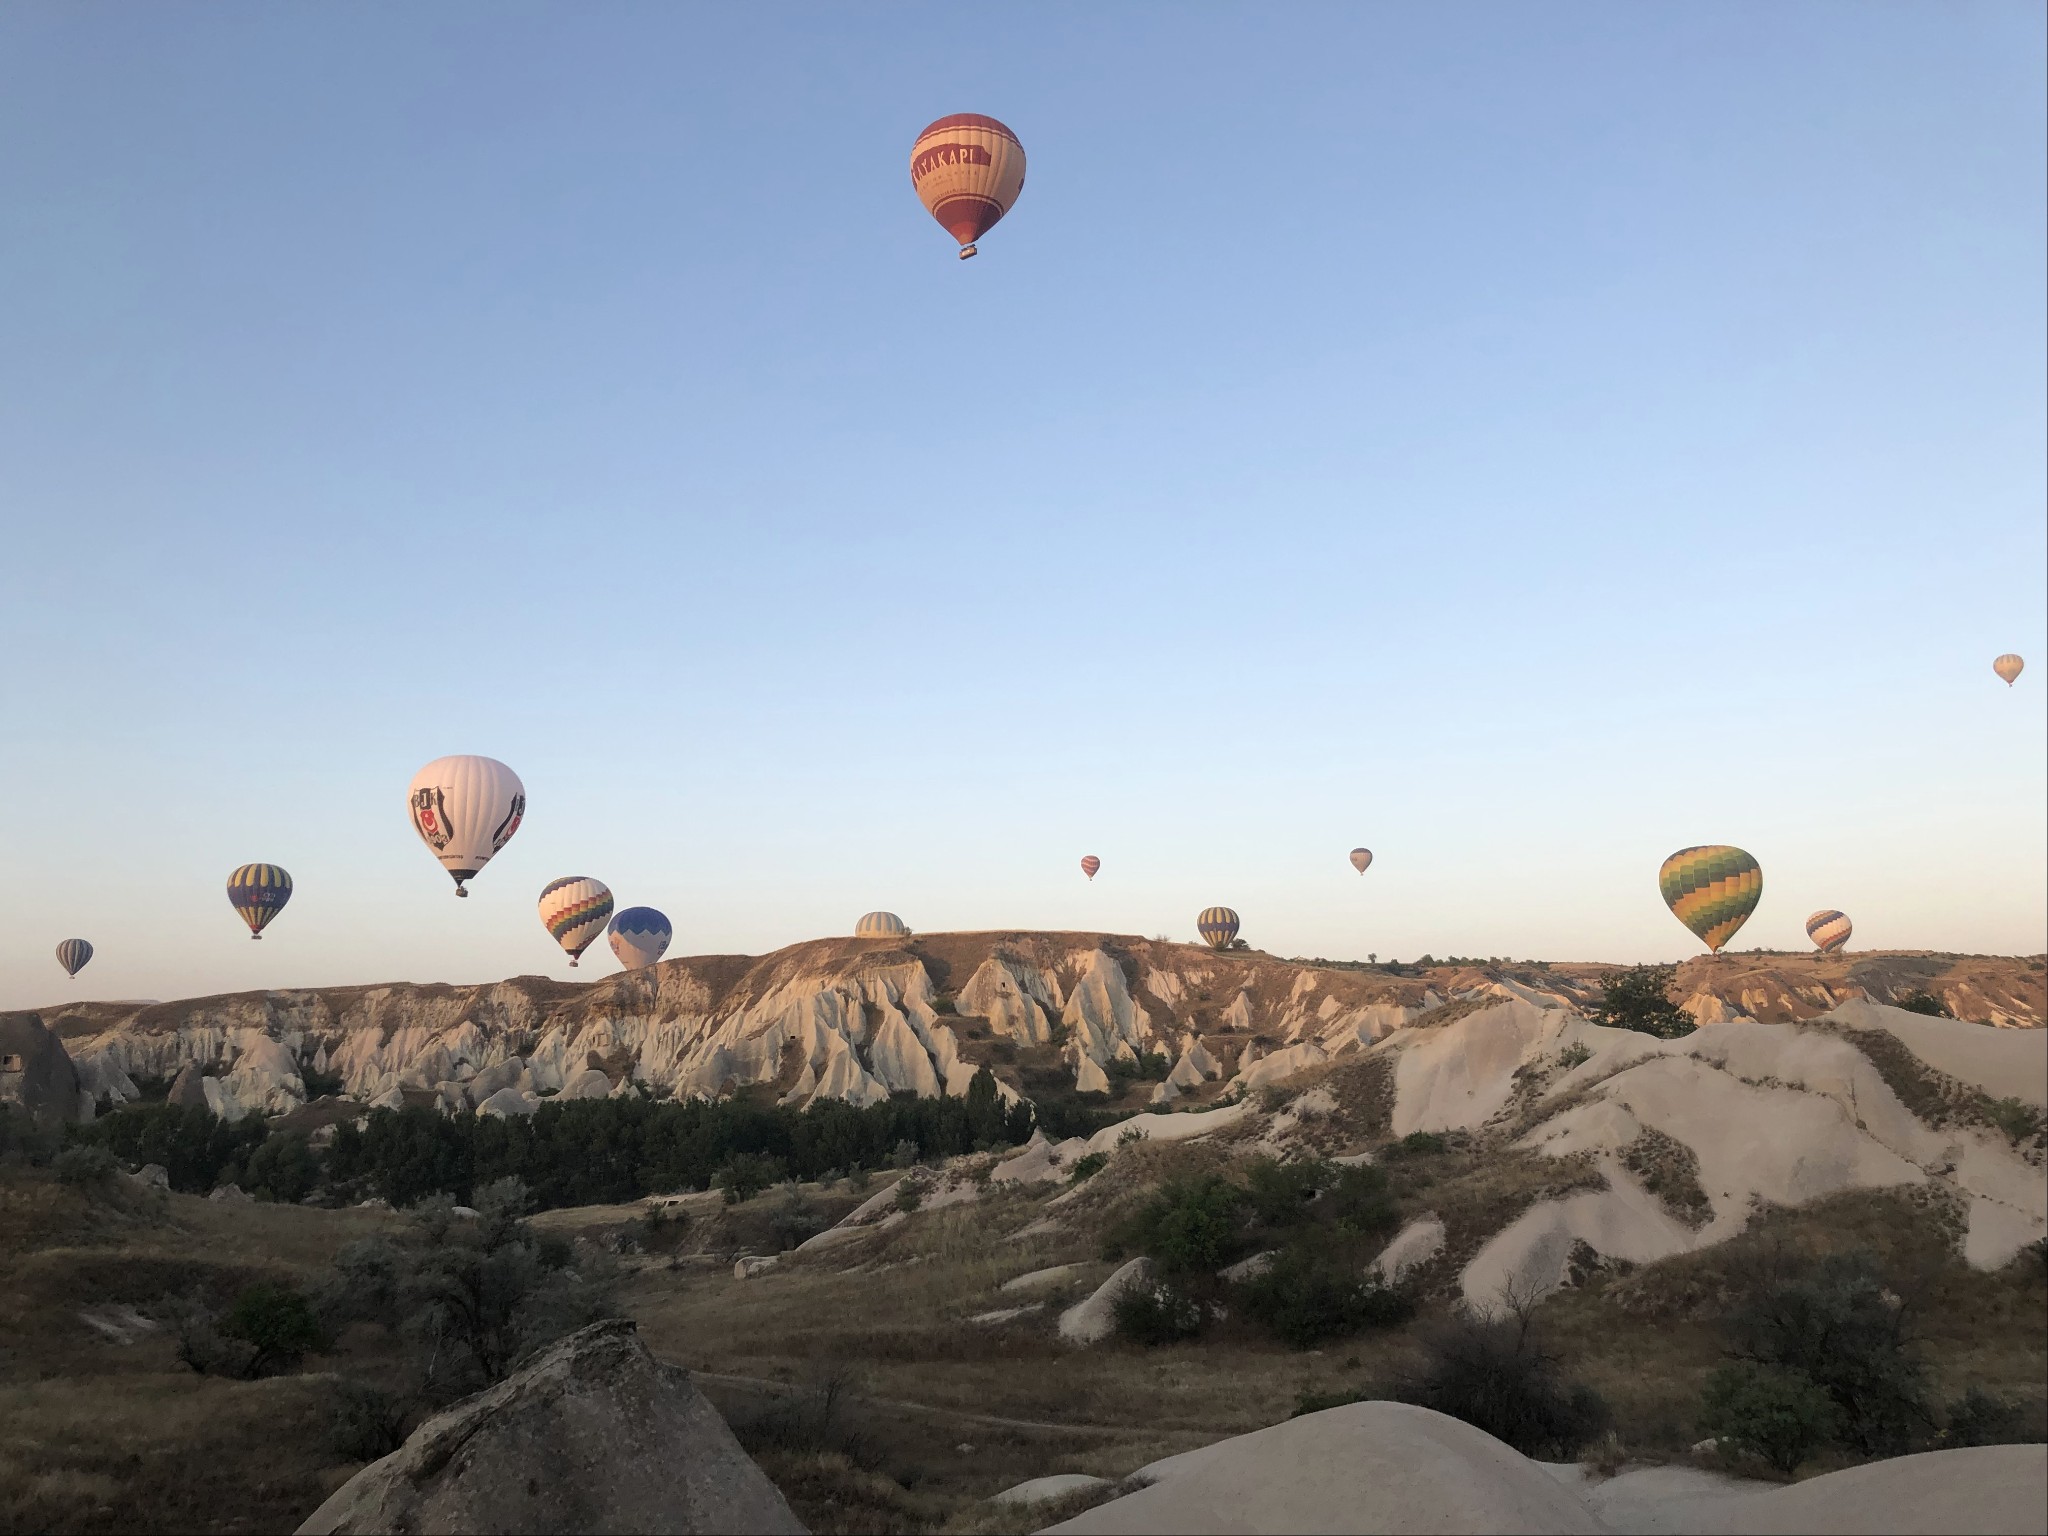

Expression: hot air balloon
xmin=56 ymin=939 xmax=93 ymax=978
xmin=1197 ymin=907 xmax=1241 ymax=950
xmin=1080 ymin=855 xmax=1101 ymax=881
xmin=1806 ymin=910 xmax=1852 ymax=953
xmin=539 ymin=877 xmax=613 ymax=967
xmin=608 ymin=906 xmax=672 ymax=971
xmin=1994 ymin=653 xmax=2024 ymax=686
xmin=1658 ymin=845 xmax=1762 ymax=953
xmin=910 ymin=114 xmax=1025 ymax=259
xmin=856 ymin=911 xmax=911 ymax=938
xmin=227 ymin=864 xmax=292 ymax=939
xmin=1349 ymin=848 xmax=1373 ymax=875
xmin=407 ymin=755 xmax=525 ymax=896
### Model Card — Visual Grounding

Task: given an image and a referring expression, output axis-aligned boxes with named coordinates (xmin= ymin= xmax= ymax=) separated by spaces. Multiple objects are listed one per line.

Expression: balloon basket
xmin=958 ymin=244 xmax=977 ymax=260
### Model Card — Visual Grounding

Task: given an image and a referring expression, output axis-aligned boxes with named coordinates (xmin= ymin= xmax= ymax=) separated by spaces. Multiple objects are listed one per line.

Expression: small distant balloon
xmin=407 ymin=755 xmax=525 ymax=897
xmin=1349 ymin=848 xmax=1373 ymax=876
xmin=1658 ymin=845 xmax=1762 ymax=953
xmin=1994 ymin=653 xmax=2024 ymax=687
xmin=856 ymin=911 xmax=911 ymax=939
xmin=1080 ymin=855 xmax=1101 ymax=881
xmin=1806 ymin=910 xmax=1852 ymax=953
xmin=539 ymin=877 xmax=613 ymax=968
xmin=56 ymin=938 xmax=93 ymax=978
xmin=227 ymin=864 xmax=292 ymax=940
xmin=1197 ymin=907 xmax=1241 ymax=950
xmin=607 ymin=907 xmax=672 ymax=971
xmin=910 ymin=114 xmax=1025 ymax=259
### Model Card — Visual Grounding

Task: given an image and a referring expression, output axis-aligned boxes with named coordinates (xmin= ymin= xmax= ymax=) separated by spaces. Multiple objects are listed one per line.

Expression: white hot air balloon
xmin=407 ymin=755 xmax=526 ymax=897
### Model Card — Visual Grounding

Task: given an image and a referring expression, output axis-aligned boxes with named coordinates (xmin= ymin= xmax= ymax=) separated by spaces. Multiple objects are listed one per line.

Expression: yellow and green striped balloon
xmin=1658 ymin=845 xmax=1761 ymax=953
xmin=227 ymin=863 xmax=293 ymax=940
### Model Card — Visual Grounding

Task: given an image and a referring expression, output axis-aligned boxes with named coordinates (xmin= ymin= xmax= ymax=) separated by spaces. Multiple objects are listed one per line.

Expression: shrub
xmin=1122 ymin=1175 xmax=1249 ymax=1277
xmin=1725 ymin=1250 xmax=1931 ymax=1457
xmin=893 ymin=1179 xmax=924 ymax=1215
xmin=1392 ymin=1316 xmax=1610 ymax=1458
xmin=1068 ymin=1152 xmax=1108 ymax=1184
xmin=1985 ymin=1098 xmax=2042 ymax=1143
xmin=1557 ymin=1044 xmax=1592 ymax=1070
xmin=328 ymin=1379 xmax=410 ymax=1462
xmin=1239 ymin=1245 xmax=1413 ymax=1348
xmin=1322 ymin=1164 xmax=1400 ymax=1237
xmin=1698 ymin=1361 xmax=1837 ymax=1474
xmin=888 ymin=1139 xmax=919 ymax=1170
xmin=768 ymin=1183 xmax=824 ymax=1249
xmin=1111 ymin=1280 xmax=1204 ymax=1345
xmin=1941 ymin=1388 xmax=2028 ymax=1448
xmin=219 ymin=1282 xmax=328 ymax=1376
xmin=1894 ymin=991 xmax=1950 ymax=1018
xmin=244 ymin=1132 xmax=319 ymax=1203
xmin=1242 ymin=1156 xmax=1332 ymax=1228
xmin=713 ymin=1152 xmax=783 ymax=1206
xmin=1587 ymin=965 xmax=1696 ymax=1039
xmin=53 ymin=1143 xmax=120 ymax=1187
xmin=1392 ymin=1131 xmax=1447 ymax=1157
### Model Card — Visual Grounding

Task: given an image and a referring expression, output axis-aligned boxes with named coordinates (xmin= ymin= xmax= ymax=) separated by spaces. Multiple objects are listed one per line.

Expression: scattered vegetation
xmin=1619 ymin=1128 xmax=1713 ymax=1228
xmin=1067 ymin=1151 xmax=1108 ymax=1184
xmin=1587 ymin=965 xmax=1697 ymax=1039
xmin=1389 ymin=1303 xmax=1611 ymax=1458
xmin=71 ymin=1103 xmax=269 ymax=1195
xmin=1894 ymin=990 xmax=1951 ymax=1018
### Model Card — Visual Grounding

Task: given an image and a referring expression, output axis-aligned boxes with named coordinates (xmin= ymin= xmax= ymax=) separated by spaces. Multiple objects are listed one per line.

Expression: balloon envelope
xmin=1658 ymin=845 xmax=1763 ymax=953
xmin=408 ymin=755 xmax=525 ymax=896
xmin=1197 ymin=906 xmax=1241 ymax=950
xmin=1349 ymin=848 xmax=1373 ymax=875
xmin=539 ymin=877 xmax=613 ymax=967
xmin=607 ymin=906 xmax=672 ymax=971
xmin=1080 ymin=855 xmax=1100 ymax=881
xmin=1994 ymin=653 xmax=2024 ymax=686
xmin=56 ymin=938 xmax=93 ymax=978
xmin=1806 ymin=909 xmax=1852 ymax=953
xmin=227 ymin=863 xmax=292 ymax=939
xmin=910 ymin=114 xmax=1025 ymax=256
xmin=856 ymin=911 xmax=911 ymax=938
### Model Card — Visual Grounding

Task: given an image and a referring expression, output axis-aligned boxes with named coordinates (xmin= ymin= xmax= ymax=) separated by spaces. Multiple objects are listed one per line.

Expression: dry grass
xmin=1831 ymin=1028 xmax=2048 ymax=1157
xmin=1618 ymin=1127 xmax=1713 ymax=1229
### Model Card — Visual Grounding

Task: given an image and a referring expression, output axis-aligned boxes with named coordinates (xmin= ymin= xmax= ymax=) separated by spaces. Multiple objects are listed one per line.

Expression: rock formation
xmin=32 ymin=933 xmax=2042 ymax=1125
xmin=297 ymin=1319 xmax=803 ymax=1535
xmin=0 ymin=1012 xmax=90 ymax=1124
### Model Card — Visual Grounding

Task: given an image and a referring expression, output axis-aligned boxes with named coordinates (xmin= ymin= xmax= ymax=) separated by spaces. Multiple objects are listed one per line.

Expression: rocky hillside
xmin=35 ymin=934 xmax=2045 ymax=1126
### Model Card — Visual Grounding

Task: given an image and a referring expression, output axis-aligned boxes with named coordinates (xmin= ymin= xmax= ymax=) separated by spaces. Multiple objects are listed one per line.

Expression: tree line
xmin=71 ymin=1066 xmax=1035 ymax=1210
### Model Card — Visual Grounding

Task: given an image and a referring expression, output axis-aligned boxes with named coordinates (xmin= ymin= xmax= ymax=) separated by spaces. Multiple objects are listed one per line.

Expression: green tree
xmin=244 ymin=1132 xmax=319 ymax=1203
xmin=1123 ymin=1176 xmax=1249 ymax=1276
xmin=1699 ymin=1362 xmax=1838 ymax=1475
xmin=220 ymin=1283 xmax=329 ymax=1377
xmin=1587 ymin=965 xmax=1697 ymax=1039
xmin=1894 ymin=990 xmax=1950 ymax=1018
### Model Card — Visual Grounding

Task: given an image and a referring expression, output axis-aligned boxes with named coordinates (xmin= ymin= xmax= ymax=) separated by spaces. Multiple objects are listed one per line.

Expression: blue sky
xmin=3 ymin=2 xmax=2043 ymax=1008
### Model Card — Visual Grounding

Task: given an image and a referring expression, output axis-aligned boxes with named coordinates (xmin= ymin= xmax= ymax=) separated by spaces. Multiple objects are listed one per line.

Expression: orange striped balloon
xmin=1993 ymin=653 xmax=2024 ymax=686
xmin=910 ymin=114 xmax=1025 ymax=259
xmin=1080 ymin=855 xmax=1100 ymax=881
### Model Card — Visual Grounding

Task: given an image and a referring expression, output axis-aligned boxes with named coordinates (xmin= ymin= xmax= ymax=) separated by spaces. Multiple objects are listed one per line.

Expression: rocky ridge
xmin=31 ymin=934 xmax=2044 ymax=1126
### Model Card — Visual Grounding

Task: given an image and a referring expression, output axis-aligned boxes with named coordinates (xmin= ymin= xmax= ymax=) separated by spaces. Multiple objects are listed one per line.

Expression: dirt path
xmin=692 ymin=1368 xmax=1203 ymax=1443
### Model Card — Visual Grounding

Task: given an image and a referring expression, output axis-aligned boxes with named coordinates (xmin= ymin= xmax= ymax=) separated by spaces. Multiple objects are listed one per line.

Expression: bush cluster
xmin=1110 ymin=1155 xmax=1413 ymax=1351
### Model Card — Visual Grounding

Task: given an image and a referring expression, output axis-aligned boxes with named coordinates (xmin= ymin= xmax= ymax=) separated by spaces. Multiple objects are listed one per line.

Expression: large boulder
xmin=296 ymin=1320 xmax=803 ymax=1535
xmin=0 ymin=1012 xmax=87 ymax=1125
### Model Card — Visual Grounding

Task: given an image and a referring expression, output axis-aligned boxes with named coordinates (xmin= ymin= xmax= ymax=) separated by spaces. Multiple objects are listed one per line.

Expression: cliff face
xmin=36 ymin=934 xmax=2044 ymax=1123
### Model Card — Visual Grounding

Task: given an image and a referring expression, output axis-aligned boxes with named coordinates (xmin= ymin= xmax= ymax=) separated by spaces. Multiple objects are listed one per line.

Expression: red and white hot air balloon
xmin=910 ymin=114 xmax=1025 ymax=259
xmin=1080 ymin=855 xmax=1100 ymax=881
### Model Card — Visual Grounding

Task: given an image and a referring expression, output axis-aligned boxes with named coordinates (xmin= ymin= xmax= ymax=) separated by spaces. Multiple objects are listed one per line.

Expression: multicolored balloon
xmin=910 ymin=113 xmax=1025 ymax=259
xmin=1806 ymin=909 xmax=1852 ymax=953
xmin=1197 ymin=906 xmax=1241 ymax=950
xmin=1349 ymin=848 xmax=1373 ymax=875
xmin=227 ymin=864 xmax=293 ymax=940
xmin=407 ymin=755 xmax=525 ymax=897
xmin=1658 ymin=845 xmax=1763 ymax=953
xmin=538 ymin=877 xmax=613 ymax=968
xmin=56 ymin=938 xmax=93 ymax=978
xmin=1994 ymin=653 xmax=2024 ymax=687
xmin=856 ymin=911 xmax=911 ymax=939
xmin=1080 ymin=855 xmax=1101 ymax=881
xmin=607 ymin=906 xmax=672 ymax=971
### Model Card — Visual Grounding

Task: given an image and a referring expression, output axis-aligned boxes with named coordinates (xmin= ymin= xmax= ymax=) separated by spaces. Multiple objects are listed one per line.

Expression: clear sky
xmin=3 ymin=2 xmax=2043 ymax=1010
